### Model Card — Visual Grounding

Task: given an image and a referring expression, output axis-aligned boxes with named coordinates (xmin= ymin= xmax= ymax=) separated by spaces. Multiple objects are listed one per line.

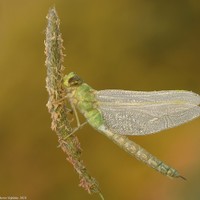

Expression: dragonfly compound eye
xmin=68 ymin=75 xmax=83 ymax=86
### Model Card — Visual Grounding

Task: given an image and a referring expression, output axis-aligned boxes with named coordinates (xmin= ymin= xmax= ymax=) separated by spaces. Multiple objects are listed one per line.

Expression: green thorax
xmin=63 ymin=72 xmax=104 ymax=129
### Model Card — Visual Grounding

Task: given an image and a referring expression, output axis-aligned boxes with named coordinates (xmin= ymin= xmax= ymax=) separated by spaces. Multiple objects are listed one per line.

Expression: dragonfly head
xmin=63 ymin=72 xmax=83 ymax=88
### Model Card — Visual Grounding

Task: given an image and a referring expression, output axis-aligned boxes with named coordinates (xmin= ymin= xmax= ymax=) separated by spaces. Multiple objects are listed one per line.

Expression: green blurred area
xmin=0 ymin=0 xmax=200 ymax=199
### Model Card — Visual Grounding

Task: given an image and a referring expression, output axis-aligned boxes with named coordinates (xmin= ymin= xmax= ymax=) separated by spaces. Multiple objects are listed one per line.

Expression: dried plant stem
xmin=45 ymin=7 xmax=104 ymax=199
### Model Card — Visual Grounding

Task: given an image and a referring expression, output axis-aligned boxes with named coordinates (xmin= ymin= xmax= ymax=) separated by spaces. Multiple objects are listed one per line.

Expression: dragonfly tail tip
xmin=179 ymin=175 xmax=187 ymax=181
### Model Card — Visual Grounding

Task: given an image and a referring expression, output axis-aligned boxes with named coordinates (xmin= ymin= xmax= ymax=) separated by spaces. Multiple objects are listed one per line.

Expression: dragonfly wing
xmin=95 ymin=90 xmax=200 ymax=135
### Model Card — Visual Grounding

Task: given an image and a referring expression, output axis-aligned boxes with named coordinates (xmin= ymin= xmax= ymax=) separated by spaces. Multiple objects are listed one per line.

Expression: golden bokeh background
xmin=1 ymin=1 xmax=200 ymax=199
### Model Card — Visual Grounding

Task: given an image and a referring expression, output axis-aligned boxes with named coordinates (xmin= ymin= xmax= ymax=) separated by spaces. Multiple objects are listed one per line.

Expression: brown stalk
xmin=45 ymin=7 xmax=104 ymax=199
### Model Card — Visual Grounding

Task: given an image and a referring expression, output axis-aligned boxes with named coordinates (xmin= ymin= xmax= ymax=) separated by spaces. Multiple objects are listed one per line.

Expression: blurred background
xmin=0 ymin=0 xmax=200 ymax=199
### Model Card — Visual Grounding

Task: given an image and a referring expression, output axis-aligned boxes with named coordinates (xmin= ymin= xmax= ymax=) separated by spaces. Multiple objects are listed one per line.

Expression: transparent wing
xmin=95 ymin=90 xmax=200 ymax=135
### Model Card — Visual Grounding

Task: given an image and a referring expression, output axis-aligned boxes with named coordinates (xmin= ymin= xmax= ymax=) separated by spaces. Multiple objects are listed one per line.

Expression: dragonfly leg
xmin=66 ymin=107 xmax=73 ymax=115
xmin=70 ymin=101 xmax=81 ymax=127
xmin=57 ymin=121 xmax=88 ymax=148
xmin=64 ymin=121 xmax=88 ymax=139
xmin=52 ymin=95 xmax=68 ymax=104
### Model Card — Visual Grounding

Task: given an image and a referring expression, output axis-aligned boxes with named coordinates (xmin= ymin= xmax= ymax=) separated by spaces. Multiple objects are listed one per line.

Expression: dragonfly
xmin=63 ymin=72 xmax=200 ymax=179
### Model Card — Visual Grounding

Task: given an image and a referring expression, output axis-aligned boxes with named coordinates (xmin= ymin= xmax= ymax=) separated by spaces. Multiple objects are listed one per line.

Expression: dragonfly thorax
xmin=64 ymin=72 xmax=105 ymax=129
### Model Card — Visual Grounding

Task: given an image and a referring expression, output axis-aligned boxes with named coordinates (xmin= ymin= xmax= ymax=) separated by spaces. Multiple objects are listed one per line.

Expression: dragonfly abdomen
xmin=99 ymin=126 xmax=182 ymax=179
